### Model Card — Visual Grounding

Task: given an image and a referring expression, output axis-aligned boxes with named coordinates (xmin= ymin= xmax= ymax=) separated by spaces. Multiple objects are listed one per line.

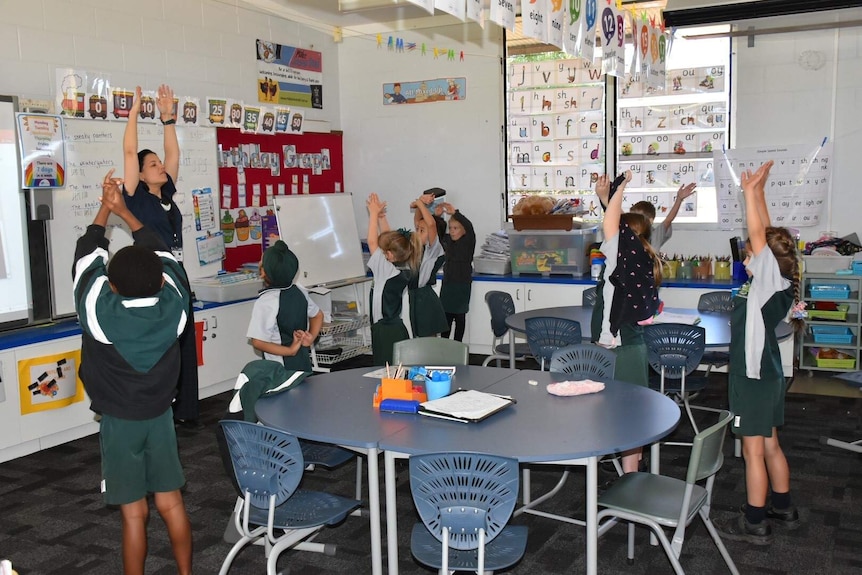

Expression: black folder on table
xmin=418 ymin=389 xmax=516 ymax=423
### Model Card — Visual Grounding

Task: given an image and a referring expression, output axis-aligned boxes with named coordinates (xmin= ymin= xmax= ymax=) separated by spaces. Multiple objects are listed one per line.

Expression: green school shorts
xmin=728 ymin=373 xmax=786 ymax=437
xmin=99 ymin=407 xmax=185 ymax=505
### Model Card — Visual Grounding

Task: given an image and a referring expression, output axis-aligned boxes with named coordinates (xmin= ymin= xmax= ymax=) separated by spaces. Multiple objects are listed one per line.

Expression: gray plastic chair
xmin=219 ymin=420 xmax=360 ymax=575
xmin=525 ymin=316 xmax=583 ymax=370
xmin=549 ymin=343 xmax=616 ymax=378
xmin=409 ymin=452 xmax=527 ymax=574
xmin=597 ymin=410 xmax=739 ymax=575
xmin=582 ymin=286 xmax=598 ymax=307
xmin=697 ymin=291 xmax=733 ymax=376
xmin=393 ymin=336 xmax=469 ymax=366
xmin=481 ymin=290 xmax=533 ymax=367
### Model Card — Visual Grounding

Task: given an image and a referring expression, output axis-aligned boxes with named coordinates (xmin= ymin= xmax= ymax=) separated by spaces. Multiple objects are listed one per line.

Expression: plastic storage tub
xmin=509 ymin=226 xmax=597 ymax=277
xmin=810 ymin=326 xmax=854 ymax=345
xmin=803 ymin=255 xmax=853 ymax=273
xmin=809 ymin=284 xmax=851 ymax=300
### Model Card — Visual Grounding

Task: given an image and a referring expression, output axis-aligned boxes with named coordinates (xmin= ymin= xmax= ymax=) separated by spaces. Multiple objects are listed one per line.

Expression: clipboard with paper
xmin=418 ymin=389 xmax=516 ymax=423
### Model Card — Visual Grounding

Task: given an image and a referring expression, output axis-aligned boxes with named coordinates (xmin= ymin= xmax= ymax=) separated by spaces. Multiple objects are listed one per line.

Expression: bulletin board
xmin=215 ymin=128 xmax=344 ymax=271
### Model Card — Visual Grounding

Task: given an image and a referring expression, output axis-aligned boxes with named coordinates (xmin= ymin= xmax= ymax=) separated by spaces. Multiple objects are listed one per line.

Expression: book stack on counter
xmin=474 ymin=230 xmax=511 ymax=275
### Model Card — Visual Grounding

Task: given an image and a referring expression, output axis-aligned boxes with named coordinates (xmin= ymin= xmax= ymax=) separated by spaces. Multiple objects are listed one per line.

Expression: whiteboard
xmin=48 ymin=118 xmax=220 ymax=317
xmin=272 ymin=193 xmax=366 ymax=288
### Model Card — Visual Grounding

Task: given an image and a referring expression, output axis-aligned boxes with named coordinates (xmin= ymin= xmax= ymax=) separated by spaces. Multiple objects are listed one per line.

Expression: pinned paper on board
xmin=196 ymin=231 xmax=225 ymax=266
xmin=18 ymin=351 xmax=85 ymax=414
xmin=192 ymin=187 xmax=217 ymax=232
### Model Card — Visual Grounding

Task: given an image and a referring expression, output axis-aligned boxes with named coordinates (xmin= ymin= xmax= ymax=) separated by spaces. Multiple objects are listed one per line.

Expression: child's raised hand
xmin=595 ymin=174 xmax=611 ymax=203
xmin=367 ymin=193 xmax=384 ymax=215
xmin=623 ymin=170 xmax=633 ymax=184
xmin=434 ymin=203 xmax=445 ymax=217
xmin=419 ymin=193 xmax=435 ymax=206
xmin=677 ymin=182 xmax=697 ymax=199
xmin=100 ymin=169 xmax=127 ymax=213
xmin=741 ymin=161 xmax=772 ymax=194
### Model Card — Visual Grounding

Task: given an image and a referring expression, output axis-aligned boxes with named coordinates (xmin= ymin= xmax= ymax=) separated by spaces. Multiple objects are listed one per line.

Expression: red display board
xmin=215 ymin=128 xmax=344 ymax=271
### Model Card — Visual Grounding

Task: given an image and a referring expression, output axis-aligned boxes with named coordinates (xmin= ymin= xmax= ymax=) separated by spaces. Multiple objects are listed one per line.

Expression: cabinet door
xmin=523 ymin=282 xmax=580 ymax=310
xmin=0 ymin=350 xmax=22 ymax=450
xmin=466 ymin=282 xmax=526 ymax=354
xmin=196 ymin=301 xmax=259 ymax=395
xmin=14 ymin=336 xmax=96 ymax=443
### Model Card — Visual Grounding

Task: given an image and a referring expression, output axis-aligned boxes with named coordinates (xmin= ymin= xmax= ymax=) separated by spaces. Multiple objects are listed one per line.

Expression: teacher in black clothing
xmin=122 ymin=84 xmax=202 ymax=429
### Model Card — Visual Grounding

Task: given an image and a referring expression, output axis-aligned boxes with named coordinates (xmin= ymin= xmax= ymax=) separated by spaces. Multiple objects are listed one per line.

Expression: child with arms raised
xmin=630 ymin=181 xmax=697 ymax=249
xmin=437 ymin=201 xmax=476 ymax=341
xmin=717 ymin=160 xmax=803 ymax=545
xmin=246 ymin=240 xmax=324 ymax=372
xmin=591 ymin=170 xmax=662 ymax=473
xmin=366 ymin=193 xmax=421 ymax=364
xmin=74 ymin=170 xmax=192 ymax=575
xmin=408 ymin=192 xmax=448 ymax=337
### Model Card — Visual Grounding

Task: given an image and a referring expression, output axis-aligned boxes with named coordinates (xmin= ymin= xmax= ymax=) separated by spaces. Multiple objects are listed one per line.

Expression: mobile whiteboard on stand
xmin=272 ymin=193 xmax=371 ymax=372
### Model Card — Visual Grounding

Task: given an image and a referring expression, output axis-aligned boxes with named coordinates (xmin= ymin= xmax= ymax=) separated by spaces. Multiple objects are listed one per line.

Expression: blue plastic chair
xmin=549 ymin=343 xmax=616 ymax=378
xmin=410 ymin=452 xmax=527 ymax=574
xmin=481 ymin=291 xmax=533 ymax=367
xmin=525 ymin=316 xmax=583 ymax=370
xmin=644 ymin=324 xmax=719 ymax=457
xmin=697 ymin=291 xmax=733 ymax=376
xmin=219 ymin=420 xmax=360 ymax=575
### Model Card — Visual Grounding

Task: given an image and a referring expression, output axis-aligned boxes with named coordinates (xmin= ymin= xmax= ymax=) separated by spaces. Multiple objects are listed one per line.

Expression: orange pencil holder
xmin=373 ymin=377 xmax=427 ymax=408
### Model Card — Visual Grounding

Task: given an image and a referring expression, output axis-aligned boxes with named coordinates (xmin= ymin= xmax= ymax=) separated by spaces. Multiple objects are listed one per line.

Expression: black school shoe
xmin=174 ymin=418 xmax=206 ymax=430
xmin=738 ymin=504 xmax=801 ymax=530
xmin=716 ymin=513 xmax=774 ymax=546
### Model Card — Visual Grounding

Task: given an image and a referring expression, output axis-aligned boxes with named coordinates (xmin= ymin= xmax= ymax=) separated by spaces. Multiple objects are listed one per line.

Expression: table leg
xmin=509 ymin=335 xmax=516 ymax=369
xmin=586 ymin=456 xmax=598 ymax=575
xmin=385 ymin=450 xmax=400 ymax=575
xmin=367 ymin=447 xmax=382 ymax=575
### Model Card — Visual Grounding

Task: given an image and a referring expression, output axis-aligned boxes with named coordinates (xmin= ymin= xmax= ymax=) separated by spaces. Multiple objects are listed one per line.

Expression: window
xmin=504 ymin=25 xmax=731 ymax=226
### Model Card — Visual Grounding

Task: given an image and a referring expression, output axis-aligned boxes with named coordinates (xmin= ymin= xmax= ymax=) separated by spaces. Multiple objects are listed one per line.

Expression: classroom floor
xmin=1 ymin=356 xmax=861 ymax=574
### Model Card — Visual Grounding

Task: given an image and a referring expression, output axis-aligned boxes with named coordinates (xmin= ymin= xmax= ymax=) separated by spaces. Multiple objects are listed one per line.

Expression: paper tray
xmin=190 ymin=278 xmax=263 ymax=302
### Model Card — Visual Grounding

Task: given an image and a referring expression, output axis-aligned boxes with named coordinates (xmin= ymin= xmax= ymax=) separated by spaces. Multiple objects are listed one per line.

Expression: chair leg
xmin=700 ymin=509 xmax=741 ymax=575
xmin=355 ymin=456 xmax=364 ymax=501
xmin=627 ymin=522 xmax=635 ymax=562
xmin=219 ymin=531 xmax=263 ymax=575
xmin=266 ymin=527 xmax=322 ymax=575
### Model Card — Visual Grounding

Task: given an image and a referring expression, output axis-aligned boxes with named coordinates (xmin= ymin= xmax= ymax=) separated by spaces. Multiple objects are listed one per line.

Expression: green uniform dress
xmin=368 ymin=249 xmax=411 ymax=365
xmin=408 ymin=238 xmax=448 ymax=337
xmin=728 ymin=248 xmax=793 ymax=437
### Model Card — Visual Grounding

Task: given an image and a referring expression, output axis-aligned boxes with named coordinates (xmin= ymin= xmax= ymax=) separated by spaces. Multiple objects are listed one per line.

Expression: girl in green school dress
xmin=366 ymin=193 xmax=421 ymax=365
xmin=407 ymin=193 xmax=448 ymax=337
xmin=716 ymin=160 xmax=803 ymax=545
xmin=591 ymin=170 xmax=663 ymax=474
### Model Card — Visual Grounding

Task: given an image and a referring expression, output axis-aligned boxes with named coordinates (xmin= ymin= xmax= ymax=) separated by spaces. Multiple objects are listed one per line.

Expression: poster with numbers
xmin=713 ymin=142 xmax=832 ymax=230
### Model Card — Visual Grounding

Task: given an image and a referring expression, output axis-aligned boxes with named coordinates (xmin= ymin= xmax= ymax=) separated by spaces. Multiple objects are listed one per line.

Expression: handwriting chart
xmin=713 ymin=143 xmax=832 ymax=230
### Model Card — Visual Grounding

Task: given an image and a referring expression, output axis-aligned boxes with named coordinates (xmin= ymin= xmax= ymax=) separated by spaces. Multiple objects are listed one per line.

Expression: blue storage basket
xmin=809 ymin=283 xmax=851 ymax=300
xmin=810 ymin=325 xmax=855 ymax=345
xmin=852 ymin=261 xmax=862 ymax=275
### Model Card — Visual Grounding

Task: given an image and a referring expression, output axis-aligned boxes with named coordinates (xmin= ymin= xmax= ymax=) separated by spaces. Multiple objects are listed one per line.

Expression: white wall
xmin=647 ymin=24 xmax=862 ymax=254
xmin=338 ymin=23 xmax=505 ymax=243
xmin=0 ymin=0 xmax=341 ymax=126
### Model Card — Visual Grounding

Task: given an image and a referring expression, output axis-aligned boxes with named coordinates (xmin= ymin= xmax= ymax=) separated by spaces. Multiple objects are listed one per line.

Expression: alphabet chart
xmin=506 ymin=54 xmax=605 ymax=200
xmin=713 ymin=142 xmax=832 ymax=230
xmin=617 ymin=63 xmax=729 ymax=221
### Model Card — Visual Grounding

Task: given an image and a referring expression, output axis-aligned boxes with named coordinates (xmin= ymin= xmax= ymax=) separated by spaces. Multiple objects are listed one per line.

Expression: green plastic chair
xmin=596 ymin=410 xmax=738 ymax=575
xmin=393 ymin=337 xmax=469 ymax=366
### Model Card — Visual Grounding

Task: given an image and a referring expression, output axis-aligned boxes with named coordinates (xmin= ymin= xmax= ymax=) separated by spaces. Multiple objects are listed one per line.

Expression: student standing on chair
xmin=716 ymin=160 xmax=803 ymax=545
xmin=408 ymin=192 xmax=448 ymax=337
xmin=247 ymin=240 xmax=323 ymax=372
xmin=75 ymin=171 xmax=192 ymax=575
xmin=591 ymin=171 xmax=662 ymax=473
xmin=436 ymin=201 xmax=475 ymax=342
xmin=630 ymin=181 xmax=697 ymax=249
xmin=122 ymin=84 xmax=201 ymax=429
xmin=366 ymin=193 xmax=421 ymax=364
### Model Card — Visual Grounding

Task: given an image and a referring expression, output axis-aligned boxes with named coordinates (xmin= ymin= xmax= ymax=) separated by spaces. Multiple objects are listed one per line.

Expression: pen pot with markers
xmin=424 ymin=372 xmax=452 ymax=401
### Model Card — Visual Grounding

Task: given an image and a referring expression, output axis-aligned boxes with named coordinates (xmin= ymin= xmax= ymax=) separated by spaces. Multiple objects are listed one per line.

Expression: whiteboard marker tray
xmin=191 ymin=276 xmax=263 ymax=303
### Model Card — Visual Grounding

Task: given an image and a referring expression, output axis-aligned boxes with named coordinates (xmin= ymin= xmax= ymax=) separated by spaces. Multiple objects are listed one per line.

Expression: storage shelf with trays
xmin=799 ymin=272 xmax=861 ymax=372
xmin=312 ymin=315 xmax=371 ymax=371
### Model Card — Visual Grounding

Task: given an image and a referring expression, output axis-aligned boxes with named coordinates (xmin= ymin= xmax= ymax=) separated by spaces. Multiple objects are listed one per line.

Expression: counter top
xmin=471 ymin=273 xmax=744 ymax=289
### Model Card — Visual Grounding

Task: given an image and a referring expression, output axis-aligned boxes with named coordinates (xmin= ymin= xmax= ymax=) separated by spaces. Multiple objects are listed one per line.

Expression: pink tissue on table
xmin=546 ymin=380 xmax=606 ymax=396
